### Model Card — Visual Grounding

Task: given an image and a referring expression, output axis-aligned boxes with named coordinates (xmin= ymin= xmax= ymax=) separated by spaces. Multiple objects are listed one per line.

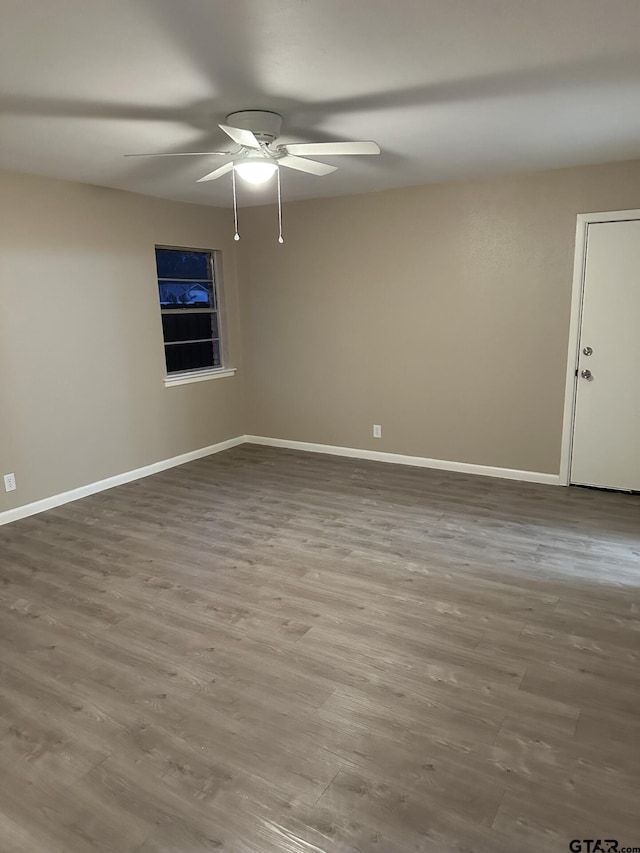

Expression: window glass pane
xmin=158 ymin=281 xmax=213 ymax=308
xmin=164 ymin=341 xmax=219 ymax=374
xmin=156 ymin=249 xmax=211 ymax=280
xmin=162 ymin=312 xmax=215 ymax=343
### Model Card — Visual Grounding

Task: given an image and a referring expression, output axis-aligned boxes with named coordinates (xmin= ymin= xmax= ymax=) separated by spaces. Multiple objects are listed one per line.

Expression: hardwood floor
xmin=0 ymin=444 xmax=638 ymax=852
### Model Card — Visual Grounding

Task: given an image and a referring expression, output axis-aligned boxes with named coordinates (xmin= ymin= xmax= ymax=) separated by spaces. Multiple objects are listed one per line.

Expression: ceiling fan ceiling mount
xmin=225 ymin=110 xmax=283 ymax=144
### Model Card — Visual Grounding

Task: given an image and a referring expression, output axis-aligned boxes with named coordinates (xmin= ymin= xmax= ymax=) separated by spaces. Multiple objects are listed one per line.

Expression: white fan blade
xmin=219 ymin=124 xmax=261 ymax=149
xmin=197 ymin=161 xmax=235 ymax=182
xmin=278 ymin=155 xmax=337 ymax=176
xmin=284 ymin=141 xmax=380 ymax=156
xmin=125 ymin=151 xmax=231 ymax=158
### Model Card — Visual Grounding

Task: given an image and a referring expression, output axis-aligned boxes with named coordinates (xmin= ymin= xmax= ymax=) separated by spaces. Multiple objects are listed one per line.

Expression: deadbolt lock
xmin=583 ymin=346 xmax=593 ymax=356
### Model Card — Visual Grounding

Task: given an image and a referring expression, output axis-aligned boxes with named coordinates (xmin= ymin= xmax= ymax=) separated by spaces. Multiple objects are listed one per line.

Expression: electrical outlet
xmin=3 ymin=473 xmax=17 ymax=492
xmin=373 ymin=424 xmax=382 ymax=439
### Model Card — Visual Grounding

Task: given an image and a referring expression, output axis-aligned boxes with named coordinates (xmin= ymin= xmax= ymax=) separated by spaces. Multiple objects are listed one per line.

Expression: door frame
xmin=559 ymin=208 xmax=640 ymax=486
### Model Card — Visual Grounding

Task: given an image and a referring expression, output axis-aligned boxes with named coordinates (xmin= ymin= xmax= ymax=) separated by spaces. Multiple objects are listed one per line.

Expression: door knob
xmin=581 ymin=368 xmax=593 ymax=380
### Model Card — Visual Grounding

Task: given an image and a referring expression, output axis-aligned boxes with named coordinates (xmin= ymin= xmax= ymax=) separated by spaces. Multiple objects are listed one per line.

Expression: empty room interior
xmin=1 ymin=1 xmax=639 ymax=851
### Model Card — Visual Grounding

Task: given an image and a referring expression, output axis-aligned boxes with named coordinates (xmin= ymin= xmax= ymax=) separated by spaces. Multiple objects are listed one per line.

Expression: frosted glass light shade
xmin=234 ymin=160 xmax=278 ymax=185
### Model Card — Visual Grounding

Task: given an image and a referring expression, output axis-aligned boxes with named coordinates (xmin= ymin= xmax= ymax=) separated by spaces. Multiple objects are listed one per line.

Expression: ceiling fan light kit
xmin=234 ymin=158 xmax=278 ymax=185
xmin=126 ymin=109 xmax=380 ymax=243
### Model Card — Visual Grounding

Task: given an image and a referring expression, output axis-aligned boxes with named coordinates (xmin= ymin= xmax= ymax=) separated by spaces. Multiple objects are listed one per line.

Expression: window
xmin=156 ymin=246 xmax=224 ymax=376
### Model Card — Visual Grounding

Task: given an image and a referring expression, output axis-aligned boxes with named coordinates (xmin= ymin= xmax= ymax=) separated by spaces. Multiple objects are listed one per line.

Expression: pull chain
xmin=277 ymin=167 xmax=284 ymax=244
xmin=232 ymin=168 xmax=240 ymax=241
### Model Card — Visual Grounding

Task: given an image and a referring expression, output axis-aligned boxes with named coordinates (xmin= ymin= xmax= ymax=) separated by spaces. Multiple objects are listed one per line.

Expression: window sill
xmin=164 ymin=367 xmax=237 ymax=388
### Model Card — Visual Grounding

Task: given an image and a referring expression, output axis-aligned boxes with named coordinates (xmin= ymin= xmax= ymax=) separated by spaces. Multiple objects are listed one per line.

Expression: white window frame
xmin=156 ymin=245 xmax=236 ymax=387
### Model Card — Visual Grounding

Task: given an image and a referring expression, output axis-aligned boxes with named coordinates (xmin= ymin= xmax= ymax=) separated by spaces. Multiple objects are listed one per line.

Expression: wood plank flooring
xmin=0 ymin=444 xmax=638 ymax=852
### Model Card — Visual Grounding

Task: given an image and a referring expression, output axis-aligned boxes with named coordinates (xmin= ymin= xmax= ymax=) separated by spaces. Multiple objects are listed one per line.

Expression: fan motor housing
xmin=226 ymin=110 xmax=283 ymax=143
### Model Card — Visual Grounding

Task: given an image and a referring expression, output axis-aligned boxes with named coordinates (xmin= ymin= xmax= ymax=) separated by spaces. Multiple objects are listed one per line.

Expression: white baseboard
xmin=0 ymin=432 xmax=562 ymax=527
xmin=245 ymin=435 xmax=562 ymax=486
xmin=0 ymin=435 xmax=246 ymax=527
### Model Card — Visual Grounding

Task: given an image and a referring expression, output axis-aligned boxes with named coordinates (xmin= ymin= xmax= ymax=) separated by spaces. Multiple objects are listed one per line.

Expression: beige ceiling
xmin=2 ymin=0 xmax=640 ymax=207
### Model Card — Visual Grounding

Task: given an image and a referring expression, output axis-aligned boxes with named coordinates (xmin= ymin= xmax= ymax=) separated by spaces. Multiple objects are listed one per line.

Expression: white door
xmin=571 ymin=219 xmax=640 ymax=491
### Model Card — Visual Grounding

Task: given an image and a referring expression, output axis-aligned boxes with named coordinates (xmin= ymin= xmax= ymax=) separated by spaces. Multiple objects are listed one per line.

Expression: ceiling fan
xmin=126 ymin=110 xmax=380 ymax=185
xmin=127 ymin=110 xmax=380 ymax=243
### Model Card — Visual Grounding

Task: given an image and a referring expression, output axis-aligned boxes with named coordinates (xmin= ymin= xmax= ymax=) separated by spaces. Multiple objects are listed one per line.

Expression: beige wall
xmin=239 ymin=159 xmax=640 ymax=475
xmin=0 ymin=171 xmax=245 ymax=512
xmin=4 ymin=158 xmax=640 ymax=515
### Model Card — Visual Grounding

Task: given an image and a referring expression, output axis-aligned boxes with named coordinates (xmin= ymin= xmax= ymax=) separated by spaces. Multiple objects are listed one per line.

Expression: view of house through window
xmin=156 ymin=246 xmax=223 ymax=375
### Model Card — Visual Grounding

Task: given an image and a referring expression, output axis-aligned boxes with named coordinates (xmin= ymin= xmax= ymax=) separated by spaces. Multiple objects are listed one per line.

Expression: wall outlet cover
xmin=373 ymin=424 xmax=382 ymax=439
xmin=4 ymin=473 xmax=17 ymax=492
